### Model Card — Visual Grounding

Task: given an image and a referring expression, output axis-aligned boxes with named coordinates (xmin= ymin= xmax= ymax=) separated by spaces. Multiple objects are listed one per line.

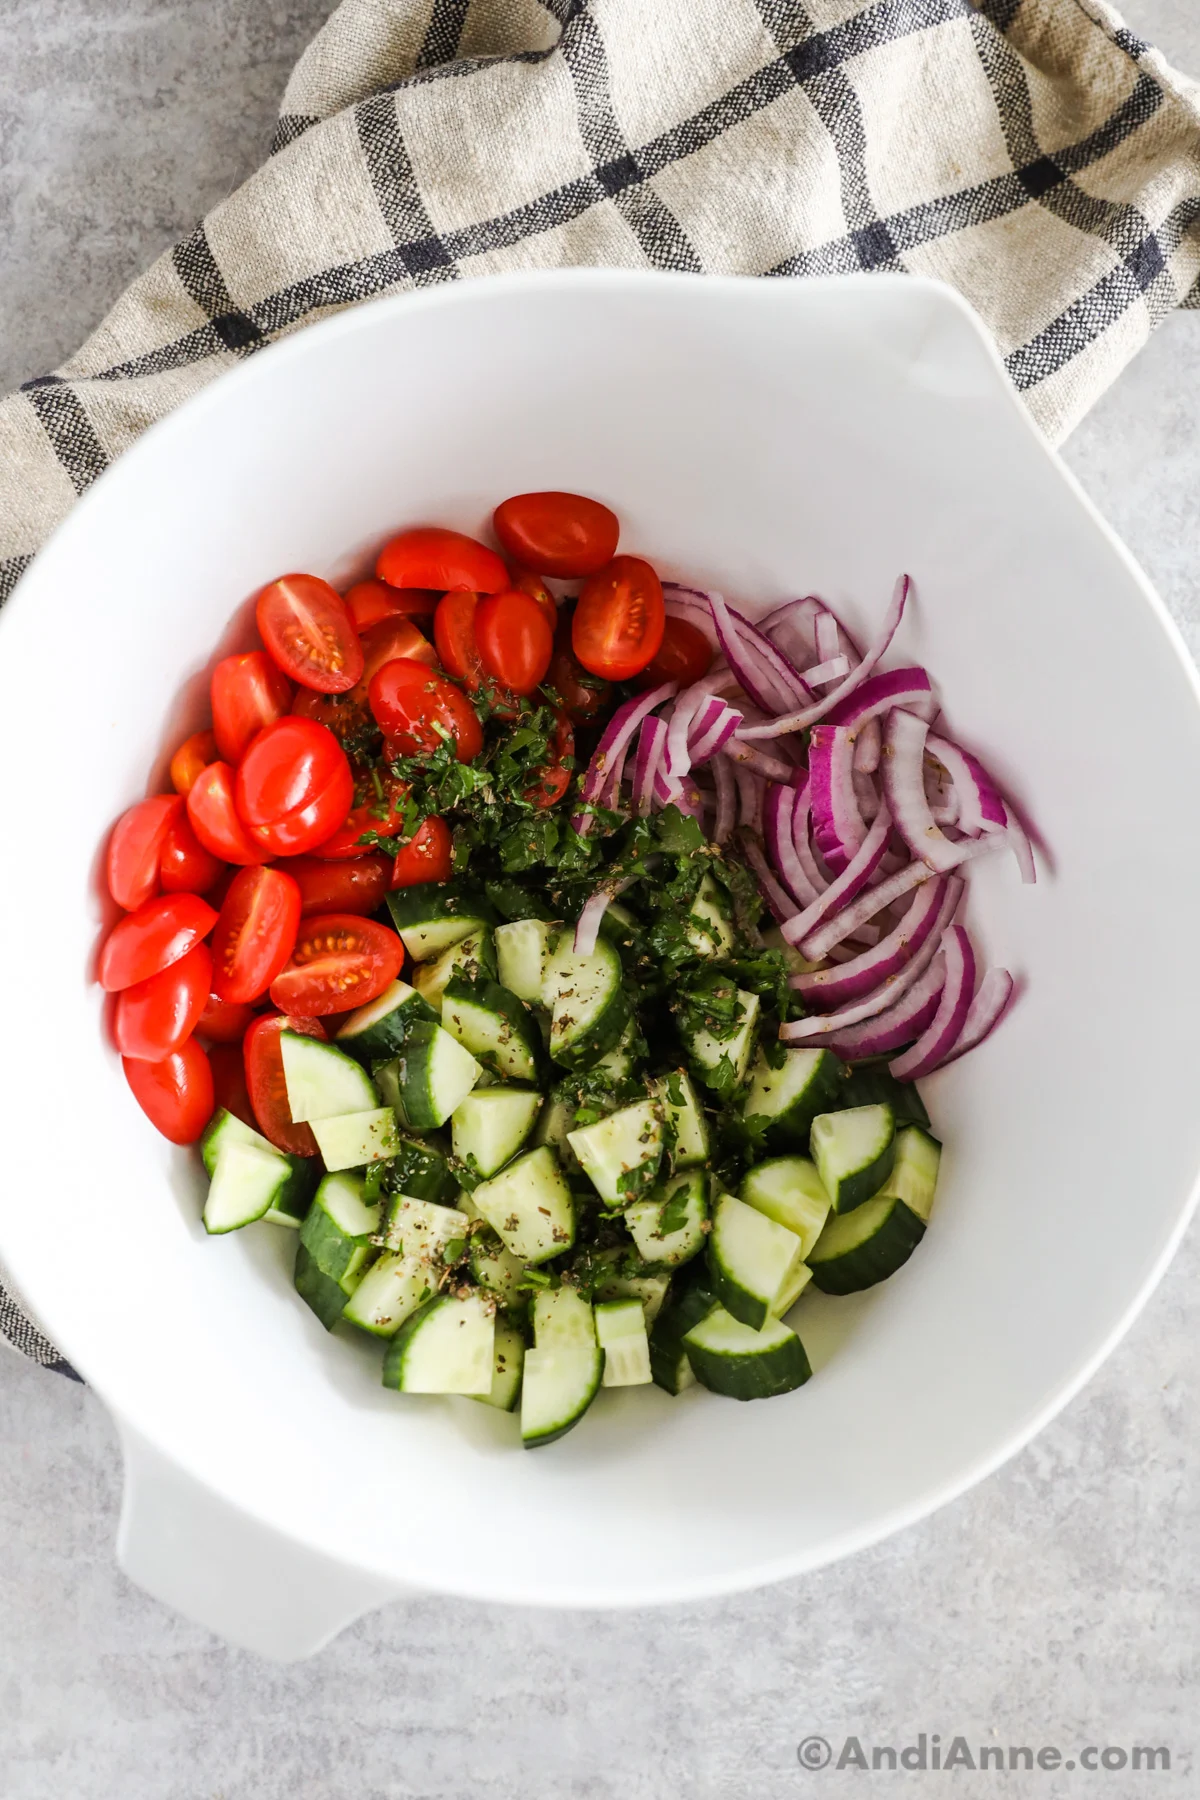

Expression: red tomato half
xmin=211 ymin=651 xmax=293 ymax=763
xmin=358 ymin=616 xmax=438 ymax=686
xmin=493 ymin=492 xmax=619 ymax=578
xmin=187 ymin=762 xmax=264 ymax=865
xmin=509 ymin=566 xmax=558 ymax=634
xmin=377 ymin=527 xmax=508 ymax=595
xmin=475 ymin=590 xmax=553 ymax=696
xmin=107 ymin=794 xmax=183 ymax=911
xmin=286 ymin=853 xmax=392 ymax=917
xmin=158 ymin=813 xmax=224 ymax=894
xmin=209 ymin=1041 xmax=257 ymax=1128
xmin=433 ymin=590 xmax=484 ymax=688
xmin=198 ymin=993 xmax=257 ymax=1044
xmin=368 ymin=659 xmax=483 ymax=763
xmin=210 ymin=866 xmax=302 ymax=1005
xmin=312 ymin=773 xmax=409 ymax=859
xmin=543 ymin=610 xmax=611 ymax=723
xmin=235 ymin=717 xmax=354 ymax=858
xmin=123 ymin=1039 xmax=214 ymax=1144
xmin=257 ymin=574 xmax=364 ymax=694
xmin=346 ymin=579 xmax=437 ymax=632
xmin=114 ymin=943 xmax=212 ymax=1062
xmin=270 ymin=914 xmax=404 ymax=1016
xmin=525 ymin=709 xmax=574 ymax=810
xmin=634 ymin=616 xmax=714 ymax=690
xmin=572 ymin=555 xmax=665 ymax=681
xmin=291 ymin=685 xmax=375 ymax=747
xmin=391 ymin=816 xmax=453 ymax=887
xmin=170 ymin=731 xmax=218 ymax=797
xmin=243 ymin=1012 xmax=326 ymax=1155
xmin=99 ymin=892 xmax=218 ymax=992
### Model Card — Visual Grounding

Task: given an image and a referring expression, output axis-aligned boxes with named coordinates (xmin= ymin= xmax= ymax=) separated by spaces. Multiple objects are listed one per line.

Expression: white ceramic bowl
xmin=3 ymin=272 xmax=1200 ymax=1660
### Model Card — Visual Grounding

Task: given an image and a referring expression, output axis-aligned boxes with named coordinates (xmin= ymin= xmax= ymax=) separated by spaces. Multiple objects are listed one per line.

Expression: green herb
xmin=657 ymin=1183 xmax=693 ymax=1237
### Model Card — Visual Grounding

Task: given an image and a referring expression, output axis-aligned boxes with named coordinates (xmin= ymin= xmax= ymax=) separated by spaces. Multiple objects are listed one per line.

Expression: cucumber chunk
xmin=474 ymin=1318 xmax=526 ymax=1411
xmin=310 ymin=1107 xmax=401 ymax=1171
xmin=592 ymin=1020 xmax=638 ymax=1082
xmin=532 ymin=1284 xmax=596 ymax=1349
xmin=706 ymin=1192 xmax=806 ymax=1330
xmin=472 ymin=1146 xmax=576 ymax=1264
xmin=684 ymin=988 xmax=759 ymax=1092
xmin=341 ymin=1252 xmax=440 ymax=1337
xmin=335 ymin=980 xmax=437 ymax=1063
xmin=468 ymin=1231 xmax=527 ymax=1306
xmin=739 ymin=1156 xmax=831 ymax=1259
xmin=567 ymin=1099 xmax=664 ymax=1205
xmin=281 ymin=1032 xmax=379 ymax=1123
xmin=385 ymin=1134 xmax=457 ymax=1204
xmin=595 ymin=1297 xmax=652 ymax=1386
xmin=451 ymin=1086 xmax=542 ymax=1180
xmin=442 ymin=975 xmax=541 ymax=1083
xmin=682 ymin=1304 xmax=812 ymax=1400
xmin=382 ymin=1292 xmax=495 ymax=1395
xmin=648 ymin=1273 xmax=719 ymax=1395
xmin=411 ymin=928 xmax=496 ymax=1015
xmin=495 ymin=919 xmax=559 ymax=1003
xmin=541 ymin=937 xmax=629 ymax=1069
xmin=811 ymin=1102 xmax=896 ymax=1214
xmin=649 ymin=1069 xmax=710 ymax=1168
xmin=742 ymin=1047 xmax=844 ymax=1148
xmin=842 ymin=1064 xmax=930 ymax=1131
xmin=385 ymin=883 xmax=496 ymax=960
xmin=520 ymin=1344 xmax=604 ymax=1447
xmin=204 ymin=1140 xmax=295 ymax=1235
xmin=591 ymin=1255 xmax=671 ymax=1325
xmin=379 ymin=1195 xmax=470 ymax=1262
xmin=295 ymin=1173 xmax=381 ymax=1328
xmin=200 ymin=1109 xmax=316 ymax=1226
xmin=685 ymin=870 xmax=735 ymax=957
xmin=771 ymin=1258 xmax=813 ymax=1318
xmin=626 ymin=1169 xmax=708 ymax=1267
xmin=200 ymin=1107 xmax=271 ymax=1177
xmin=809 ymin=1126 xmax=940 ymax=1293
xmin=387 ymin=1020 xmax=482 ymax=1129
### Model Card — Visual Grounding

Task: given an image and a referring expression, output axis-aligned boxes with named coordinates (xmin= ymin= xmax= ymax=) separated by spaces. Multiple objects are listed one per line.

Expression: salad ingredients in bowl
xmin=97 ymin=490 xmax=1030 ymax=1449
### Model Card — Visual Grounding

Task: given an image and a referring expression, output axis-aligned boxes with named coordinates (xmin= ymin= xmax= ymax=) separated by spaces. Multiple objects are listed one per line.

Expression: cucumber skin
xmin=842 ymin=1066 xmax=930 ymax=1131
xmin=379 ymin=1295 xmax=439 ymax=1390
xmin=386 ymin=882 xmax=496 ymax=931
xmin=750 ymin=1050 xmax=846 ymax=1150
xmin=832 ymin=1133 xmax=897 ymax=1215
xmin=387 ymin=1135 xmax=456 ymax=1205
xmin=704 ymin=1241 xmax=770 ymax=1333
xmin=391 ymin=1020 xmax=462 ymax=1131
xmin=551 ymin=980 xmax=631 ymax=1071
xmin=338 ymin=991 xmax=438 ymax=1063
xmin=683 ymin=1321 xmax=812 ymax=1401
xmin=294 ymin=1244 xmax=357 ymax=1330
xmin=649 ymin=1280 xmax=718 ymax=1395
xmin=809 ymin=1200 xmax=925 ymax=1294
xmin=521 ymin=1347 xmax=605 ymax=1448
xmin=443 ymin=974 xmax=542 ymax=1080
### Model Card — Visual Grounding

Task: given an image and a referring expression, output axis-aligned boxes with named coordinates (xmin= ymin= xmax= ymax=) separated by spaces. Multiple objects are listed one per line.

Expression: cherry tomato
xmin=525 ymin=709 xmax=574 ymax=810
xmin=634 ymin=615 xmax=713 ymax=690
xmin=107 ymin=795 xmax=183 ymax=911
xmin=358 ymin=616 xmax=438 ymax=686
xmin=211 ymin=651 xmax=293 ymax=763
xmin=345 ymin=579 xmax=437 ymax=632
xmin=198 ymin=993 xmax=257 ymax=1044
xmin=286 ymin=853 xmax=392 ymax=917
xmin=433 ymin=590 xmax=484 ymax=688
xmin=376 ymin=527 xmax=508 ymax=595
xmin=114 ymin=943 xmax=212 ymax=1062
xmin=158 ymin=813 xmax=224 ymax=894
xmin=291 ymin=685 xmax=375 ymax=747
xmin=509 ymin=566 xmax=558 ymax=634
xmin=256 ymin=574 xmax=364 ymax=694
xmin=475 ymin=590 xmax=553 ymax=696
xmin=312 ymin=773 xmax=409 ymax=859
xmin=187 ymin=762 xmax=265 ymax=865
xmin=170 ymin=731 xmax=218 ymax=797
xmin=99 ymin=892 xmax=218 ymax=992
xmin=494 ymin=492 xmax=619 ymax=578
xmin=209 ymin=1041 xmax=257 ymax=1128
xmin=234 ymin=718 xmax=354 ymax=858
xmin=543 ymin=610 xmax=611 ymax=723
xmin=123 ymin=1039 xmax=214 ymax=1145
xmin=368 ymin=659 xmax=483 ymax=763
xmin=210 ymin=866 xmax=302 ymax=1005
xmin=391 ymin=816 xmax=453 ymax=887
xmin=243 ymin=1012 xmax=326 ymax=1155
xmin=270 ymin=914 xmax=404 ymax=1016
xmin=572 ymin=555 xmax=665 ymax=681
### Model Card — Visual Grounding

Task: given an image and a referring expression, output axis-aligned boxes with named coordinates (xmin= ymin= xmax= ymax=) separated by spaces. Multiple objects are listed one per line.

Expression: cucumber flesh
xmin=382 ymin=1292 xmax=495 ymax=1394
xmin=567 ymin=1099 xmax=663 ymax=1206
xmin=341 ymin=1252 xmax=440 ymax=1337
xmin=595 ymin=1297 xmax=652 ymax=1386
xmin=379 ymin=1196 xmax=470 ymax=1261
xmin=808 ymin=1126 xmax=939 ymax=1294
xmin=468 ymin=1231 xmax=527 ymax=1306
xmin=390 ymin=1021 xmax=482 ymax=1130
xmin=811 ymin=1102 xmax=896 ymax=1214
xmin=299 ymin=1172 xmax=381 ymax=1277
xmin=706 ymin=1192 xmax=806 ymax=1331
xmin=474 ymin=1318 xmax=525 ymax=1411
xmin=649 ymin=1069 xmax=710 ymax=1168
xmin=203 ymin=1140 xmax=291 ymax=1235
xmin=495 ymin=919 xmax=559 ymax=1003
xmin=520 ymin=1344 xmax=604 ymax=1447
xmin=200 ymin=1107 xmax=274 ymax=1178
xmin=310 ymin=1107 xmax=400 ymax=1171
xmin=385 ymin=884 xmax=495 ymax=960
xmin=685 ymin=988 xmax=759 ymax=1092
xmin=334 ymin=979 xmax=437 ymax=1063
xmin=739 ymin=1156 xmax=830 ymax=1259
xmin=281 ymin=1032 xmax=379 ymax=1123
xmin=200 ymin=1109 xmax=315 ymax=1225
xmin=742 ymin=1047 xmax=845 ymax=1148
xmin=442 ymin=975 xmax=541 ymax=1083
xmin=541 ymin=937 xmax=629 ymax=1070
xmin=412 ymin=929 xmax=495 ymax=1015
xmin=683 ymin=1304 xmax=812 ymax=1400
xmin=625 ymin=1169 xmax=708 ymax=1267
xmin=472 ymin=1146 xmax=576 ymax=1265
xmin=685 ymin=870 xmax=735 ymax=958
xmin=532 ymin=1284 xmax=595 ymax=1349
xmin=451 ymin=1086 xmax=542 ymax=1180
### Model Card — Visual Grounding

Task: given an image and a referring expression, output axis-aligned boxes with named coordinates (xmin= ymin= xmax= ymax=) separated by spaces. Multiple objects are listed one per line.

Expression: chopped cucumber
xmin=335 ymin=980 xmax=437 ymax=1063
xmin=204 ymin=1140 xmax=295 ymax=1235
xmin=684 ymin=988 xmax=759 ymax=1092
xmin=472 ymin=1146 xmax=575 ymax=1264
xmin=808 ymin=1126 xmax=940 ymax=1293
xmin=742 ymin=1046 xmax=844 ymax=1148
xmin=280 ymin=1032 xmax=378 ymax=1123
xmin=468 ymin=1230 xmax=527 ymax=1306
xmin=294 ymin=1172 xmax=381 ymax=1329
xmin=388 ymin=1020 xmax=481 ymax=1130
xmin=842 ymin=1064 xmax=930 ymax=1131
xmin=567 ymin=1099 xmax=663 ymax=1205
xmin=686 ymin=870 xmax=735 ymax=957
xmin=649 ymin=1069 xmax=710 ymax=1169
xmin=648 ymin=1273 xmax=719 ymax=1395
xmin=591 ymin=1256 xmax=671 ymax=1324
xmin=592 ymin=1020 xmax=638 ymax=1082
xmin=771 ymin=1258 xmax=813 ymax=1318
xmin=451 ymin=1086 xmax=542 ymax=1180
xmin=442 ymin=975 xmax=541 ymax=1083
xmin=341 ymin=1252 xmax=440 ymax=1337
xmin=385 ymin=883 xmax=495 ymax=960
xmin=682 ymin=1304 xmax=812 ymax=1400
xmin=626 ymin=1169 xmax=708 ymax=1267
xmin=385 ymin=1134 xmax=457 ymax=1204
xmin=520 ymin=1344 xmax=604 ymax=1447
xmin=739 ymin=1156 xmax=831 ymax=1259
xmin=706 ymin=1192 xmax=806 ymax=1331
xmin=532 ymin=1284 xmax=595 ymax=1349
xmin=310 ymin=1107 xmax=401 ymax=1171
xmin=595 ymin=1297 xmax=652 ymax=1386
xmin=200 ymin=1107 xmax=271 ymax=1177
xmin=382 ymin=1292 xmax=495 ymax=1395
xmin=200 ymin=1109 xmax=316 ymax=1226
xmin=495 ymin=918 xmax=559 ymax=1003
xmin=412 ymin=928 xmax=496 ymax=1015
xmin=531 ymin=1096 xmax=591 ymax=1184
xmin=597 ymin=899 xmax=644 ymax=957
xmin=541 ymin=936 xmax=629 ymax=1069
xmin=474 ymin=1318 xmax=525 ymax=1411
xmin=811 ymin=1102 xmax=896 ymax=1214
xmin=380 ymin=1195 xmax=470 ymax=1262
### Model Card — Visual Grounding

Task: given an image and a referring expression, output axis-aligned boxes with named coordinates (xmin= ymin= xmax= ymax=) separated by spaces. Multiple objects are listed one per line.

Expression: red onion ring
xmin=791 ymin=874 xmax=955 ymax=1009
xmin=734 ymin=575 xmax=910 ymax=738
xmin=881 ymin=708 xmax=971 ymax=873
xmin=780 ymin=878 xmax=963 ymax=1040
xmin=889 ymin=925 xmax=977 ymax=1080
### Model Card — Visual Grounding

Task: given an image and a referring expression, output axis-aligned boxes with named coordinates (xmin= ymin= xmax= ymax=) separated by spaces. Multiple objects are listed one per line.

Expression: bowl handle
xmin=115 ymin=1418 xmax=405 ymax=1659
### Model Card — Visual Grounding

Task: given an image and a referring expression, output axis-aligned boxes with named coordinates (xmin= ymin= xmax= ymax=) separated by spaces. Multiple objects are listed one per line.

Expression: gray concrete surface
xmin=2 ymin=3 xmax=1200 ymax=1796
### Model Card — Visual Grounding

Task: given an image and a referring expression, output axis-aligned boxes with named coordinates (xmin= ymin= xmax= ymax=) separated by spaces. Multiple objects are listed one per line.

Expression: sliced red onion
xmin=573 ymin=878 xmax=635 ymax=957
xmin=780 ymin=878 xmax=962 ymax=1040
xmin=759 ymin=595 xmax=821 ymax=669
xmin=709 ymin=592 xmax=813 ymax=715
xmin=791 ymin=780 xmax=830 ymax=898
xmin=764 ymin=782 xmax=820 ymax=908
xmin=741 ymin=834 xmax=794 ymax=923
xmin=805 ymin=653 xmax=851 ymax=687
xmin=808 ymin=725 xmax=868 ymax=875
xmin=1004 ymin=803 xmax=1037 ymax=885
xmin=664 ymin=679 xmax=715 ymax=791
xmin=733 ymin=764 xmax=764 ymax=835
xmin=735 ymin=575 xmax=910 ymax=739
xmin=780 ymin=804 xmax=891 ymax=945
xmin=853 ymin=717 xmax=880 ymax=777
xmin=929 ymin=967 xmax=1016 ymax=1068
xmin=924 ymin=732 xmax=1006 ymax=838
xmin=653 ymin=766 xmax=705 ymax=820
xmin=882 ymin=708 xmax=972 ymax=873
xmin=814 ymin=610 xmax=840 ymax=665
xmin=688 ymin=697 xmax=742 ymax=764
xmin=792 ymin=874 xmax=954 ymax=1009
xmin=631 ymin=715 xmax=667 ymax=818
xmin=722 ymin=740 xmax=797 ymax=784
xmin=712 ymin=754 xmax=735 ymax=845
xmin=574 ymin=680 xmax=678 ymax=832
xmin=810 ymin=951 xmax=947 ymax=1057
xmin=853 ymin=770 xmax=882 ymax=822
xmin=889 ymin=926 xmax=977 ymax=1080
xmin=798 ymin=829 xmax=1002 ymax=960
